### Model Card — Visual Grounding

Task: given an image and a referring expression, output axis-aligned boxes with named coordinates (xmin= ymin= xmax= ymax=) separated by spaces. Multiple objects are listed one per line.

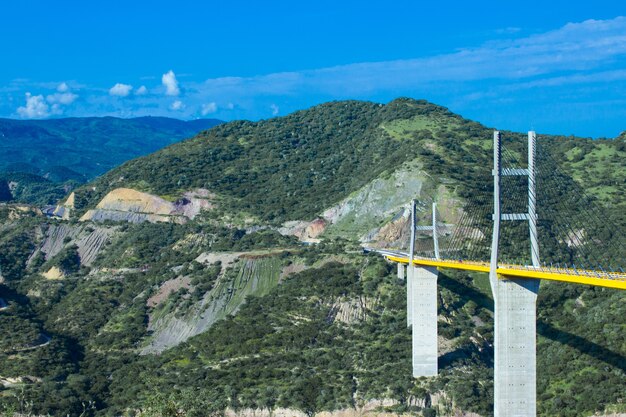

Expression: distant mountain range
xmin=0 ymin=116 xmax=222 ymax=204
xmin=0 ymin=116 xmax=222 ymax=179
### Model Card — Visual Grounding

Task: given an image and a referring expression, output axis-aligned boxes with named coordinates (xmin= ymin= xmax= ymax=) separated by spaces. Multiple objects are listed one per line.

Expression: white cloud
xmin=162 ymin=70 xmax=180 ymax=96
xmin=201 ymin=102 xmax=217 ymax=115
xmin=270 ymin=104 xmax=279 ymax=116
xmin=57 ymin=82 xmax=69 ymax=92
xmin=109 ymin=83 xmax=133 ymax=97
xmin=135 ymin=85 xmax=148 ymax=95
xmin=17 ymin=93 xmax=50 ymax=119
xmin=47 ymin=92 xmax=78 ymax=105
xmin=170 ymin=100 xmax=184 ymax=110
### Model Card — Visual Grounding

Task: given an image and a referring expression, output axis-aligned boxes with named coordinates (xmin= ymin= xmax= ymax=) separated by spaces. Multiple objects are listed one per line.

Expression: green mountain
xmin=0 ymin=116 xmax=222 ymax=180
xmin=0 ymin=99 xmax=624 ymax=417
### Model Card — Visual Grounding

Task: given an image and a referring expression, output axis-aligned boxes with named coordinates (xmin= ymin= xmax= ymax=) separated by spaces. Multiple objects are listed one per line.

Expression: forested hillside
xmin=0 ymin=99 xmax=624 ymax=417
xmin=73 ymin=100 xmax=485 ymax=222
xmin=0 ymin=116 xmax=222 ymax=180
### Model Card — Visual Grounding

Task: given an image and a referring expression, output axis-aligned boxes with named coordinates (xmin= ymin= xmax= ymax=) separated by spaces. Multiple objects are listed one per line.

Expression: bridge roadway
xmin=369 ymin=249 xmax=626 ymax=290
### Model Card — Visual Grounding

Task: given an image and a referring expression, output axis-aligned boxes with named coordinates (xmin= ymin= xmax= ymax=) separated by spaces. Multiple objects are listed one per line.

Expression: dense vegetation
xmin=2 ymin=216 xmax=622 ymax=416
xmin=0 ymin=98 xmax=624 ymax=417
xmin=0 ymin=172 xmax=83 ymax=206
xmin=75 ymin=100 xmax=470 ymax=222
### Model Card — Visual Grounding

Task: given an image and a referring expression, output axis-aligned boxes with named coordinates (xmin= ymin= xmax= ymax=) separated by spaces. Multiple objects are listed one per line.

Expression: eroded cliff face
xmin=142 ymin=253 xmax=285 ymax=354
xmin=79 ymin=188 xmax=214 ymax=224
xmin=317 ymin=160 xmax=462 ymax=248
xmin=28 ymin=223 xmax=118 ymax=267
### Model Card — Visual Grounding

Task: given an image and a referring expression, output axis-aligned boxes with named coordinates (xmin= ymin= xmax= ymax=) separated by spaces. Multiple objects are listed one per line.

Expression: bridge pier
xmin=407 ymin=266 xmax=413 ymax=326
xmin=411 ymin=266 xmax=438 ymax=377
xmin=493 ymin=277 xmax=539 ymax=417
xmin=397 ymin=263 xmax=405 ymax=280
xmin=407 ymin=199 xmax=416 ymax=328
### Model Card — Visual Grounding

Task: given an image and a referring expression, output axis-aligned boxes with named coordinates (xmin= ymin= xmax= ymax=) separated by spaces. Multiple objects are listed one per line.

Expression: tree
xmin=292 ymin=376 xmax=322 ymax=417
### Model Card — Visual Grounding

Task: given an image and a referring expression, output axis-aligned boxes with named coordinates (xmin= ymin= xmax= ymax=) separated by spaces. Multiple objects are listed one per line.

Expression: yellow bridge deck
xmin=385 ymin=255 xmax=626 ymax=290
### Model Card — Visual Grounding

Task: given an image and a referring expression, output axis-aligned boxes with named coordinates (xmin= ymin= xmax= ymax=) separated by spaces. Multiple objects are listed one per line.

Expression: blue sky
xmin=1 ymin=1 xmax=625 ymax=138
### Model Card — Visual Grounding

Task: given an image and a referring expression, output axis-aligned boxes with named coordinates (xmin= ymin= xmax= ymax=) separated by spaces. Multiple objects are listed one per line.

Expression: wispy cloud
xmin=201 ymin=102 xmax=217 ymax=115
xmin=190 ymin=17 xmax=626 ymax=97
xmin=170 ymin=100 xmax=184 ymax=111
xmin=46 ymin=91 xmax=78 ymax=105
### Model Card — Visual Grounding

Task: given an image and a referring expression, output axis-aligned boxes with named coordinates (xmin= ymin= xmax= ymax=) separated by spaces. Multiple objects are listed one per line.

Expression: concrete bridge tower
xmin=408 ymin=200 xmax=440 ymax=377
xmin=490 ymin=131 xmax=540 ymax=417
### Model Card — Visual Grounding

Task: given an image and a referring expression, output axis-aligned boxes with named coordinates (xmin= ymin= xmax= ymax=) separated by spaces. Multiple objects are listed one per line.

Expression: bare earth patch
xmin=147 ymin=276 xmax=192 ymax=308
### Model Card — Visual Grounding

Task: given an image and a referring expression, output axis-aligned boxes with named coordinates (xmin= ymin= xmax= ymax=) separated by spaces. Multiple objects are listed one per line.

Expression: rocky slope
xmin=143 ymin=253 xmax=284 ymax=353
xmin=28 ymin=222 xmax=117 ymax=267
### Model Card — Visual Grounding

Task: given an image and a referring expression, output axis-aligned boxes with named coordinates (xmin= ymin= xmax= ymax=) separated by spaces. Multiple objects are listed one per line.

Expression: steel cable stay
xmin=535 ymin=146 xmax=623 ymax=276
xmin=380 ymin=133 xmax=625 ymax=288
xmin=538 ymin=143 xmax=626 ymax=262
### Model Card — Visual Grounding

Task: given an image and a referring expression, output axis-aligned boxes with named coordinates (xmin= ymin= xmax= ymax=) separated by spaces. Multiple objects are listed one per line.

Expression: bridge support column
xmin=407 ymin=266 xmax=413 ymax=326
xmin=407 ymin=199 xmax=416 ymax=328
xmin=397 ymin=263 xmax=405 ymax=280
xmin=493 ymin=278 xmax=539 ymax=417
xmin=411 ymin=266 xmax=438 ymax=377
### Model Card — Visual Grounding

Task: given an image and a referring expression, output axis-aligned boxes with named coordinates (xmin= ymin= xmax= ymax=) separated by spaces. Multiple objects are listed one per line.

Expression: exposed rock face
xmin=3 ymin=204 xmax=42 ymax=220
xmin=52 ymin=192 xmax=75 ymax=220
xmin=318 ymin=161 xmax=430 ymax=244
xmin=147 ymin=276 xmax=192 ymax=308
xmin=173 ymin=189 xmax=215 ymax=218
xmin=80 ymin=187 xmax=213 ymax=224
xmin=280 ymin=262 xmax=307 ymax=280
xmin=279 ymin=218 xmax=328 ymax=243
xmin=222 ymin=397 xmax=483 ymax=417
xmin=366 ymin=208 xmax=411 ymax=248
xmin=80 ymin=188 xmax=180 ymax=223
xmin=328 ymin=297 xmax=372 ymax=324
xmin=28 ymin=223 xmax=117 ymax=267
xmin=142 ymin=254 xmax=282 ymax=354
xmin=317 ymin=161 xmax=462 ymax=248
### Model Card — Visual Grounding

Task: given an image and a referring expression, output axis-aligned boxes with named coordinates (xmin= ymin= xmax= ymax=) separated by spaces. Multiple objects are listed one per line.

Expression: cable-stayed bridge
xmin=370 ymin=131 xmax=625 ymax=417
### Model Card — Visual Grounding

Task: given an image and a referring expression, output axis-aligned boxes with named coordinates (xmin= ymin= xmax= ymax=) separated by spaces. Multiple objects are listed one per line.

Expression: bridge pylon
xmin=490 ymin=131 xmax=540 ymax=417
